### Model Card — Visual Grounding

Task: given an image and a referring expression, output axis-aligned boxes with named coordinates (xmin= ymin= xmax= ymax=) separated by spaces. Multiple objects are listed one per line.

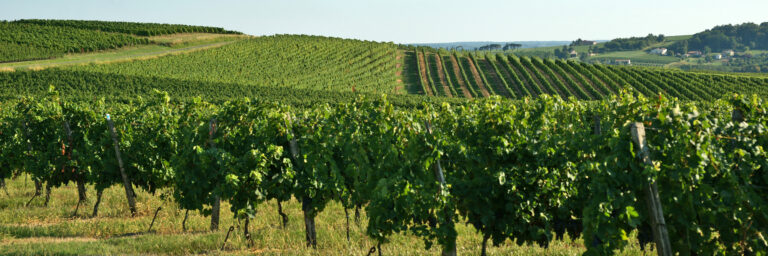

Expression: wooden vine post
xmin=21 ymin=121 xmax=43 ymax=206
xmin=732 ymin=109 xmax=744 ymax=123
xmin=630 ymin=122 xmax=672 ymax=256
xmin=424 ymin=120 xmax=456 ymax=256
xmin=593 ymin=115 xmax=601 ymax=135
xmin=286 ymin=115 xmax=317 ymax=248
xmin=208 ymin=118 xmax=221 ymax=231
xmin=106 ymin=114 xmax=138 ymax=217
xmin=63 ymin=120 xmax=86 ymax=216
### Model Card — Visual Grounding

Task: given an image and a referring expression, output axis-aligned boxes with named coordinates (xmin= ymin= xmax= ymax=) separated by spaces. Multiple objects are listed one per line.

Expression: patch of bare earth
xmin=416 ymin=52 xmax=434 ymax=96
xmin=449 ymin=55 xmax=473 ymax=98
xmin=478 ymin=59 xmax=510 ymax=97
xmin=465 ymin=57 xmax=491 ymax=97
xmin=433 ymin=54 xmax=452 ymax=97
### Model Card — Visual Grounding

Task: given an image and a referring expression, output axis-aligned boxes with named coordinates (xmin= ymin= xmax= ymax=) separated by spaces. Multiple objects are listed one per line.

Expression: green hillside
xmin=2 ymin=19 xmax=768 ymax=256
xmin=13 ymin=19 xmax=241 ymax=36
xmin=406 ymin=50 xmax=768 ymax=101
xmin=2 ymin=20 xmax=768 ymax=106
xmin=0 ymin=22 xmax=148 ymax=62
xmin=66 ymin=35 xmax=399 ymax=94
xmin=0 ymin=20 xmax=241 ymax=63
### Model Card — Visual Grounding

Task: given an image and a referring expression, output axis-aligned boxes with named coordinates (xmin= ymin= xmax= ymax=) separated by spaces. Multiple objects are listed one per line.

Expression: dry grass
xmin=147 ymin=33 xmax=252 ymax=46
xmin=1 ymin=236 xmax=98 ymax=245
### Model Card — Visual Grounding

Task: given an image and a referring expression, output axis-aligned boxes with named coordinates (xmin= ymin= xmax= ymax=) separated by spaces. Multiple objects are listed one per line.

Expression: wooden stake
xmin=344 ymin=207 xmax=350 ymax=242
xmin=277 ymin=200 xmax=288 ymax=228
xmin=424 ymin=120 xmax=456 ymax=256
xmin=92 ymin=189 xmax=103 ymax=217
xmin=148 ymin=206 xmax=162 ymax=232
xmin=182 ymin=209 xmax=189 ymax=231
xmin=593 ymin=115 xmax=601 ymax=135
xmin=22 ymin=121 xmax=41 ymax=206
xmin=207 ymin=118 xmax=220 ymax=231
xmin=221 ymin=226 xmax=235 ymax=250
xmin=732 ymin=109 xmax=744 ymax=123
xmin=43 ymin=182 xmax=51 ymax=207
xmin=0 ymin=179 xmax=9 ymax=197
xmin=107 ymin=114 xmax=137 ymax=217
xmin=630 ymin=122 xmax=672 ymax=256
xmin=286 ymin=116 xmax=317 ymax=248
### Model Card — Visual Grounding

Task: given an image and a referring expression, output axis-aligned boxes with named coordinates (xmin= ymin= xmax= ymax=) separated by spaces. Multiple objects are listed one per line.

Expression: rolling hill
xmin=404 ymin=50 xmax=768 ymax=100
xmin=1 ymin=19 xmax=767 ymax=106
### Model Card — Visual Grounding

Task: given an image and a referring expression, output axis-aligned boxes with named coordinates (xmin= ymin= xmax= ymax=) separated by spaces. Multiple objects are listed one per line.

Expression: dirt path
xmin=465 ymin=57 xmax=491 ymax=97
xmin=477 ymin=59 xmax=511 ymax=98
xmin=0 ymin=40 xmax=240 ymax=70
xmin=394 ymin=53 xmax=404 ymax=93
xmin=416 ymin=52 xmax=434 ymax=96
xmin=432 ymin=54 xmax=453 ymax=98
xmin=449 ymin=55 xmax=473 ymax=98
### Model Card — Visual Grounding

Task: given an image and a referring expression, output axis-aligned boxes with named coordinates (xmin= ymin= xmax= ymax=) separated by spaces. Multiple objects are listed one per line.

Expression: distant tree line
xmin=593 ymin=34 xmax=665 ymax=53
xmin=670 ymin=22 xmax=768 ymax=53
xmin=554 ymin=46 xmax=576 ymax=59
xmin=474 ymin=43 xmax=522 ymax=51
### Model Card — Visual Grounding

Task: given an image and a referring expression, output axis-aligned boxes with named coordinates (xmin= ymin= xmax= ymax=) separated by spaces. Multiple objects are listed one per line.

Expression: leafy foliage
xmin=1 ymin=89 xmax=766 ymax=255
xmin=67 ymin=35 xmax=399 ymax=94
xmin=0 ymin=21 xmax=148 ymax=62
xmin=13 ymin=19 xmax=241 ymax=36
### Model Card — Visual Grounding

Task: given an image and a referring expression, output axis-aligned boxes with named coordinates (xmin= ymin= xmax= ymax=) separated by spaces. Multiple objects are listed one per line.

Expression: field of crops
xmin=13 ymin=19 xmax=241 ymax=36
xmin=0 ymin=22 xmax=149 ymax=63
xmin=2 ymin=18 xmax=768 ymax=255
xmin=5 ymin=31 xmax=767 ymax=104
xmin=584 ymin=50 xmax=679 ymax=65
xmin=407 ymin=50 xmax=768 ymax=100
xmin=1 ymin=89 xmax=765 ymax=255
xmin=0 ymin=20 xmax=241 ymax=63
xmin=65 ymin=35 xmax=399 ymax=94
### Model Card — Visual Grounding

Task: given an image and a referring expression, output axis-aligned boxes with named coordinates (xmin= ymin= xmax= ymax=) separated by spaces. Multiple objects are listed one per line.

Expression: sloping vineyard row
xmin=408 ymin=51 xmax=768 ymax=100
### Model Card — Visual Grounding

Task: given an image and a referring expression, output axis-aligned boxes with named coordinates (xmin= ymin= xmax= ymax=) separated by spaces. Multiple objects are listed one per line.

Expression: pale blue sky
xmin=2 ymin=0 xmax=767 ymax=43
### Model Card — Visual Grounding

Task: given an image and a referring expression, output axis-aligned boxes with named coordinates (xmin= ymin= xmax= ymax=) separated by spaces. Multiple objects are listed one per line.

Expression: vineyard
xmin=0 ymin=69 xmax=460 ymax=108
xmin=13 ymin=19 xmax=241 ymax=37
xmin=0 ymin=88 xmax=765 ymax=255
xmin=1 ymin=18 xmax=768 ymax=255
xmin=64 ymin=35 xmax=400 ymax=94
xmin=3 ymin=28 xmax=768 ymax=104
xmin=0 ymin=19 xmax=240 ymax=63
xmin=0 ymin=22 xmax=149 ymax=63
xmin=406 ymin=50 xmax=768 ymax=100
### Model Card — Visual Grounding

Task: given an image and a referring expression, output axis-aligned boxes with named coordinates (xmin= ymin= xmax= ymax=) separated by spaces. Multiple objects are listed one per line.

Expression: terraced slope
xmin=407 ymin=51 xmax=768 ymax=100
